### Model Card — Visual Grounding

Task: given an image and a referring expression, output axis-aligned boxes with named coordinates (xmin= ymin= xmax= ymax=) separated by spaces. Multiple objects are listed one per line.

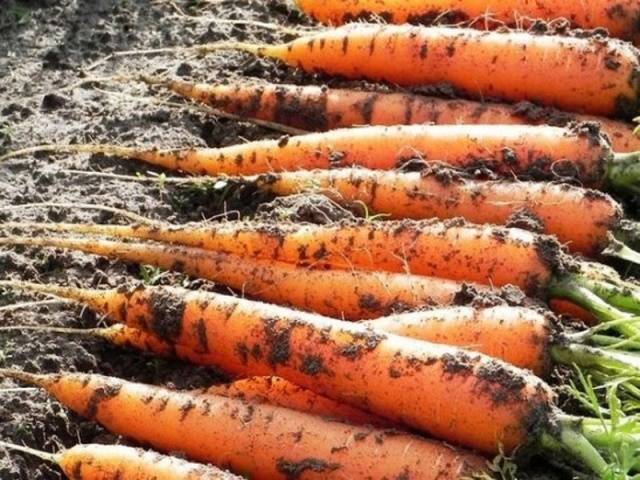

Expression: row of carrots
xmin=6 ymin=1 xmax=640 ymax=478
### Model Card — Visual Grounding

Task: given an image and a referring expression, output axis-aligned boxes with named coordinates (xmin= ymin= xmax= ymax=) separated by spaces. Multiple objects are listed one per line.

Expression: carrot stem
xmin=609 ymin=152 xmax=640 ymax=194
xmin=551 ymin=344 xmax=640 ymax=380
xmin=0 ymin=440 xmax=58 ymax=463
xmin=540 ymin=423 xmax=610 ymax=477
xmin=548 ymin=275 xmax=640 ymax=334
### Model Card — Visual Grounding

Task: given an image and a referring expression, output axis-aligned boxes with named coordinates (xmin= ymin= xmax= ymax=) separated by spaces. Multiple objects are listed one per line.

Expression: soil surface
xmin=0 ymin=1 xmax=613 ymax=479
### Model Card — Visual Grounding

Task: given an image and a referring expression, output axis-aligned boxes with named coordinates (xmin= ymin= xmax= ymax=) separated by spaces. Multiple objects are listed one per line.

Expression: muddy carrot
xmin=7 ymin=220 xmax=640 ymax=327
xmin=202 ymin=376 xmax=389 ymax=426
xmin=0 ymin=237 xmax=479 ymax=319
xmin=252 ymin=167 xmax=630 ymax=257
xmin=0 ymin=370 xmax=486 ymax=479
xmin=293 ymin=0 xmax=640 ymax=46
xmin=139 ymin=78 xmax=640 ymax=153
xmin=0 ymin=126 xmax=635 ymax=194
xmin=164 ymin=25 xmax=640 ymax=119
xmin=1 ymin=335 xmax=636 ymax=473
xmin=0 ymin=441 xmax=240 ymax=480
xmin=4 ymin=281 xmax=640 ymax=382
xmin=0 ymin=320 xmax=388 ymax=426
xmin=6 ymin=124 xmax=640 ymax=192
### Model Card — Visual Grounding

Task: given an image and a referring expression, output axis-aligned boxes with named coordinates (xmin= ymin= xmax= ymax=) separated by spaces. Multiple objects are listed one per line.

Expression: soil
xmin=0 ymin=1 xmax=602 ymax=479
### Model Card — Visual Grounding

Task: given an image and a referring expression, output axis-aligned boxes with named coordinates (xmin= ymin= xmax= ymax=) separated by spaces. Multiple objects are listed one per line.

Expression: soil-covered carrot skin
xmin=366 ymin=306 xmax=554 ymax=376
xmin=4 ymin=371 xmax=486 ymax=478
xmin=155 ymin=79 xmax=640 ymax=153
xmin=12 ymin=220 xmax=553 ymax=294
xmin=256 ymin=168 xmax=622 ymax=256
xmin=247 ymin=25 xmax=640 ymax=119
xmin=12 ymin=288 xmax=554 ymax=455
xmin=90 ymin=325 xmax=390 ymax=426
xmin=105 ymin=124 xmax=613 ymax=187
xmin=294 ymin=0 xmax=640 ymax=46
xmin=58 ymin=444 xmax=241 ymax=480
xmin=0 ymin=236 xmax=478 ymax=319
xmin=0 ymin=282 xmax=556 ymax=376
xmin=203 ymin=376 xmax=390 ymax=426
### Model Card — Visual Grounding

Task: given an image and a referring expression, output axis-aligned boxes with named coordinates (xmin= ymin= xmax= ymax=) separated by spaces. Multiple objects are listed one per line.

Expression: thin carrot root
xmin=0 ymin=440 xmax=242 ymax=479
xmin=0 ymin=369 xmax=487 ymax=479
xmin=0 ymin=202 xmax=160 ymax=225
xmin=0 ymin=144 xmax=157 ymax=164
xmin=203 ymin=376 xmax=391 ymax=427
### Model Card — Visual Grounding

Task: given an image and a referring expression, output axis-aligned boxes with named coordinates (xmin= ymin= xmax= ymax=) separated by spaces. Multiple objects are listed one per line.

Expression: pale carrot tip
xmin=0 ymin=440 xmax=59 ymax=463
xmin=0 ymin=369 xmax=48 ymax=388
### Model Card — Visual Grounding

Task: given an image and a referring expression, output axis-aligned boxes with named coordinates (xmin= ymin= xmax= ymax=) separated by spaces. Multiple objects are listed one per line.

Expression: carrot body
xmin=294 ymin=0 xmax=640 ymax=45
xmin=204 ymin=376 xmax=389 ymax=426
xmin=249 ymin=25 xmax=640 ymax=118
xmin=1 ymin=282 xmax=552 ymax=375
xmin=5 ymin=371 xmax=484 ymax=478
xmin=0 ymin=236 xmax=478 ymax=319
xmin=91 ymin=287 xmax=556 ymax=454
xmin=57 ymin=444 xmax=240 ymax=480
xmin=257 ymin=168 xmax=621 ymax=255
xmin=160 ymin=80 xmax=640 ymax=152
xmin=119 ymin=124 xmax=612 ymax=186
xmin=108 ymin=303 xmax=554 ymax=376
xmin=14 ymin=221 xmax=554 ymax=294
xmin=91 ymin=325 xmax=390 ymax=426
xmin=9 ymin=280 xmax=554 ymax=454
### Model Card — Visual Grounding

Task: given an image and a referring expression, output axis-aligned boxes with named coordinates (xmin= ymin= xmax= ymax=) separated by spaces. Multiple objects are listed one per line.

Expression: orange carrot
xmin=142 ymin=78 xmax=640 ymax=153
xmin=5 ymin=280 xmax=639 ymax=382
xmin=203 ymin=376 xmax=390 ymax=426
xmin=195 ymin=25 xmax=640 ymax=119
xmin=7 ymin=124 xmax=640 ymax=192
xmin=0 ymin=220 xmax=583 ymax=293
xmin=4 ymin=220 xmax=640 ymax=326
xmin=364 ymin=305 xmax=554 ymax=376
xmin=293 ymin=0 xmax=640 ymax=45
xmin=0 ymin=237 xmax=478 ymax=319
xmin=0 ymin=441 xmax=240 ymax=480
xmin=0 ymin=370 xmax=487 ymax=479
xmin=253 ymin=167 xmax=624 ymax=256
xmin=2 ymin=337 xmax=635 ymax=473
xmin=0 ymin=321 xmax=389 ymax=426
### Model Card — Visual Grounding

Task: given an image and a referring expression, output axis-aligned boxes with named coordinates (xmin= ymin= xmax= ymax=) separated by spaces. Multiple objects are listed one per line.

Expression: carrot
xmin=0 ymin=370 xmax=487 ymax=479
xmin=5 ymin=281 xmax=640 ymax=385
xmin=202 ymin=376 xmax=390 ymax=426
xmin=0 ymin=322 xmax=387 ymax=426
xmin=6 ymin=124 xmax=640 ymax=193
xmin=1 ymin=348 xmax=636 ymax=473
xmin=6 ymin=220 xmax=640 ymax=328
xmin=0 ymin=441 xmax=240 ymax=480
xmin=139 ymin=78 xmax=640 ymax=153
xmin=0 ymin=236 xmax=480 ymax=319
xmin=157 ymin=25 xmax=640 ymax=119
xmin=252 ymin=167 xmax=629 ymax=257
xmin=293 ymin=0 xmax=640 ymax=45
xmin=26 ymin=132 xmax=640 ymax=197
xmin=364 ymin=305 xmax=555 ymax=375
